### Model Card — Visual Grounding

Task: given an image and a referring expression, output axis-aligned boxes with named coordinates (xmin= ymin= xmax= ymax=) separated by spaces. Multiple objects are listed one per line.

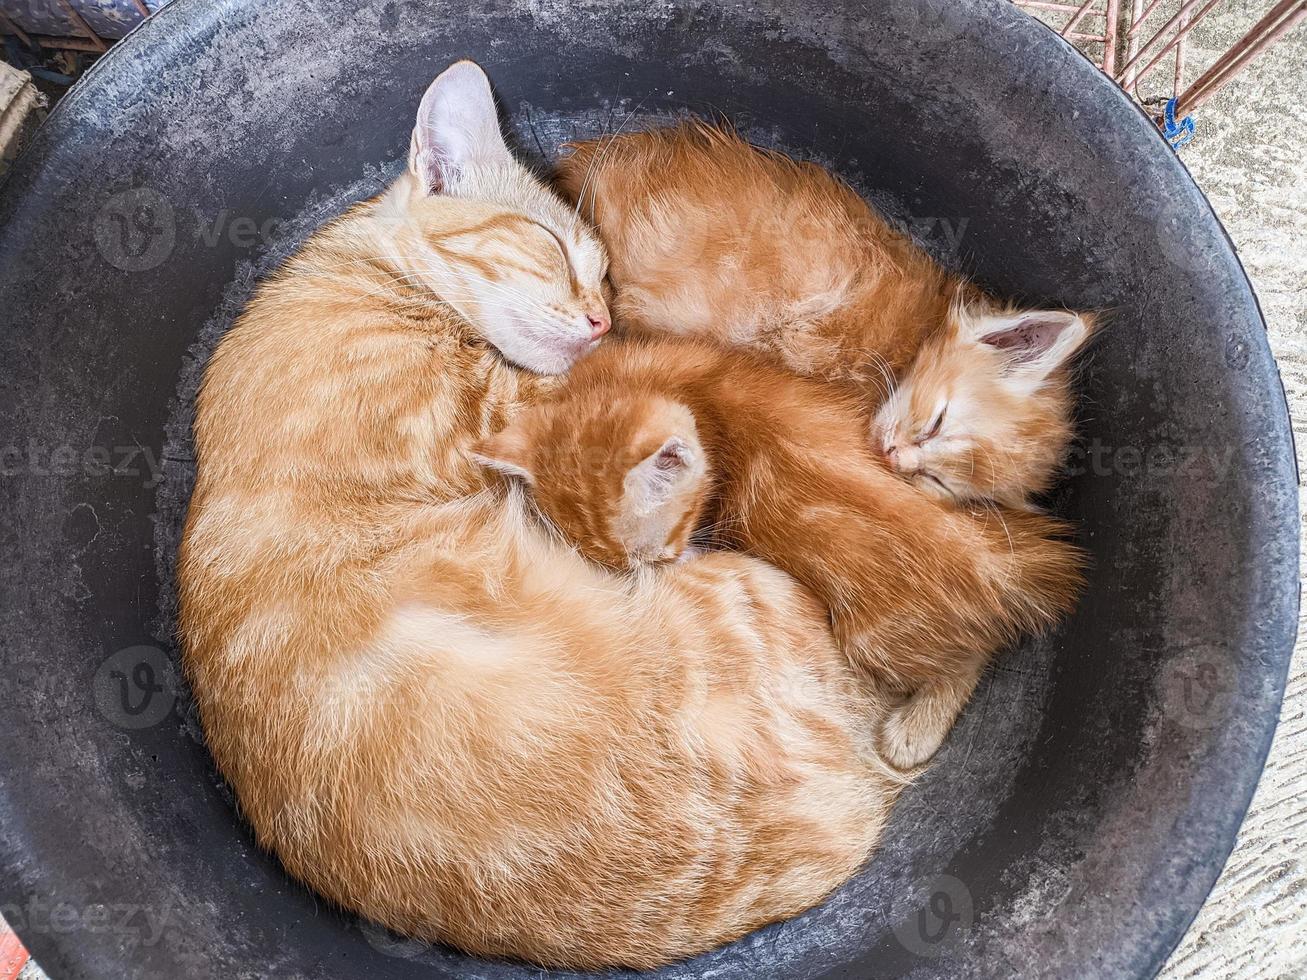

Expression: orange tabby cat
xmin=475 ymin=337 xmax=1083 ymax=758
xmin=179 ymin=61 xmax=908 ymax=970
xmin=555 ymin=123 xmax=1094 ymax=508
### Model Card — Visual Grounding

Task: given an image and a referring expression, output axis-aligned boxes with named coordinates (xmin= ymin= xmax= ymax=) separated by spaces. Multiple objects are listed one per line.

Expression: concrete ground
xmin=1 ymin=3 xmax=1303 ymax=978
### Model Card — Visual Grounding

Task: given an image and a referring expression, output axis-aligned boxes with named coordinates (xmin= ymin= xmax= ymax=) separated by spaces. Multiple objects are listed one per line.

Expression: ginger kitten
xmin=475 ymin=337 xmax=1084 ymax=767
xmin=872 ymin=299 xmax=1095 ymax=509
xmin=179 ymin=61 xmax=908 ymax=970
xmin=555 ymin=123 xmax=1094 ymax=507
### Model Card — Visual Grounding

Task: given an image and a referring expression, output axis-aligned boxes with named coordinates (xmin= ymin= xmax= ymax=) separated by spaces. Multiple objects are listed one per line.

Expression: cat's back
xmin=194 ymin=202 xmax=534 ymax=509
xmin=556 ymin=122 xmax=955 ymax=379
xmin=558 ymin=123 xmax=863 ymax=325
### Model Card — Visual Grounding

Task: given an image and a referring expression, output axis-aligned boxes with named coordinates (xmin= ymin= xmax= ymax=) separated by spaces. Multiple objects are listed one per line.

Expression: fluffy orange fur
xmin=178 ymin=63 xmax=909 ymax=970
xmin=475 ymin=336 xmax=1083 ymax=704
xmin=552 ymin=124 xmax=1091 ymax=761
xmin=869 ymin=299 xmax=1095 ymax=508
xmin=557 ymin=121 xmax=959 ymax=384
xmin=555 ymin=123 xmax=1094 ymax=508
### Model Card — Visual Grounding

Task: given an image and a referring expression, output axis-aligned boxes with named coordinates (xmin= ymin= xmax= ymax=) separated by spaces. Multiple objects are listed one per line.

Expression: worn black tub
xmin=0 ymin=0 xmax=1297 ymax=977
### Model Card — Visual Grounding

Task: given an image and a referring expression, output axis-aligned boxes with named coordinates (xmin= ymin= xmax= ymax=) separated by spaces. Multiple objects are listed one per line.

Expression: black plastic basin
xmin=0 ymin=1 xmax=1297 ymax=977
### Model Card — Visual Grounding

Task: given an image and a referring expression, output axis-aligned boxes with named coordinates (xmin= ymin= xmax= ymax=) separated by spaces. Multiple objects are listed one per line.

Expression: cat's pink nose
xmin=587 ymin=314 xmax=611 ymax=339
xmin=888 ymin=446 xmax=920 ymax=474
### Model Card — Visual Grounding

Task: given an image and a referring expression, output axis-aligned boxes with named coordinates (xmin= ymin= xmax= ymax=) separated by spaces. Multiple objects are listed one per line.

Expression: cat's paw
xmin=879 ymin=702 xmax=948 ymax=771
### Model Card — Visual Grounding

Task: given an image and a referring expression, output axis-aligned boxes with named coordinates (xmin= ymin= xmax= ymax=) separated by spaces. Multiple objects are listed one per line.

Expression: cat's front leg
xmin=878 ymin=661 xmax=984 ymax=770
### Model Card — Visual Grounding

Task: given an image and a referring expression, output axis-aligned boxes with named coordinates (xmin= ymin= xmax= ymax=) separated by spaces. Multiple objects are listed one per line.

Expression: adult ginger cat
xmin=555 ymin=123 xmax=1094 ymax=510
xmin=179 ymin=61 xmax=911 ymax=970
xmin=474 ymin=336 xmax=1082 ymax=740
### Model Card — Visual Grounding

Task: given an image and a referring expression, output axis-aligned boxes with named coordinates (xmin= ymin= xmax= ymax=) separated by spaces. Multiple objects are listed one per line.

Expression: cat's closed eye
xmin=917 ymin=403 xmax=947 ymax=444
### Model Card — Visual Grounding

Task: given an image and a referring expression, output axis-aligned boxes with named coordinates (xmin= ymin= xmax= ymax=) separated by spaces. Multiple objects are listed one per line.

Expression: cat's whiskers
xmin=316 ymin=254 xmax=439 ymax=269
xmin=841 ymin=346 xmax=896 ymax=404
xmin=990 ymin=505 xmax=1016 ymax=562
xmin=972 ymin=503 xmax=1018 ymax=592
xmin=971 ymin=442 xmax=1018 ymax=490
xmin=691 ymin=512 xmax=746 ymax=548
xmin=455 ymin=277 xmax=562 ymax=316
xmin=573 ymin=93 xmax=654 ymax=225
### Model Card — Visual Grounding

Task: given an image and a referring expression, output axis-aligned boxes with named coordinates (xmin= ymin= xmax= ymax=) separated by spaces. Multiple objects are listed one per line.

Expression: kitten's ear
xmin=625 ymin=436 xmax=699 ymax=513
xmin=971 ymin=309 xmax=1093 ymax=385
xmin=410 ymin=60 xmax=512 ymax=195
xmin=471 ymin=425 xmax=535 ymax=486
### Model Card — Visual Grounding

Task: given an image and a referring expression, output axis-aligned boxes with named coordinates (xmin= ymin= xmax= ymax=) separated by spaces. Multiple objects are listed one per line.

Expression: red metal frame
xmin=1013 ymin=0 xmax=1307 ymax=126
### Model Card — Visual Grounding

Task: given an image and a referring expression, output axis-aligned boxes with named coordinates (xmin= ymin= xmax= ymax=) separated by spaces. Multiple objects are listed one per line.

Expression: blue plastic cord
xmin=1163 ymin=97 xmax=1196 ymax=149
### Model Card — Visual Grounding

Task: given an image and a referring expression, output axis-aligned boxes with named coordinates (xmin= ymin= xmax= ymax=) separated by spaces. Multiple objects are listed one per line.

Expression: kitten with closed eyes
xmin=555 ymin=124 xmax=1098 ymax=768
xmin=474 ymin=334 xmax=1084 ymax=769
xmin=872 ymin=299 xmax=1095 ymax=509
xmin=555 ymin=123 xmax=1096 ymax=510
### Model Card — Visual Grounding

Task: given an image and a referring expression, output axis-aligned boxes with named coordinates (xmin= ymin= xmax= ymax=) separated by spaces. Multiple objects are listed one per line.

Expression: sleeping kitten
xmin=556 ymin=124 xmax=1094 ymax=764
xmin=554 ymin=123 xmax=1094 ymax=507
xmin=474 ymin=336 xmax=1083 ymax=768
xmin=872 ymin=299 xmax=1095 ymax=509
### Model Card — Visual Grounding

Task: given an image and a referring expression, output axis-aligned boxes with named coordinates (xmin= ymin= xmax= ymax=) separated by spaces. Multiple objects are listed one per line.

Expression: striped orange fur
xmin=178 ymin=62 xmax=909 ymax=969
xmin=474 ymin=337 xmax=1084 ymax=769
xmin=553 ymin=124 xmax=1092 ymax=764
xmin=555 ymin=123 xmax=1095 ymax=509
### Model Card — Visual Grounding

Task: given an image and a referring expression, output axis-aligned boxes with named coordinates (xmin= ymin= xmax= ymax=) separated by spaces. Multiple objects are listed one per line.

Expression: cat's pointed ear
xmin=471 ymin=425 xmax=535 ymax=486
xmin=970 ymin=308 xmax=1094 ymax=386
xmin=625 ymin=436 xmax=700 ymax=513
xmin=410 ymin=60 xmax=512 ymax=195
